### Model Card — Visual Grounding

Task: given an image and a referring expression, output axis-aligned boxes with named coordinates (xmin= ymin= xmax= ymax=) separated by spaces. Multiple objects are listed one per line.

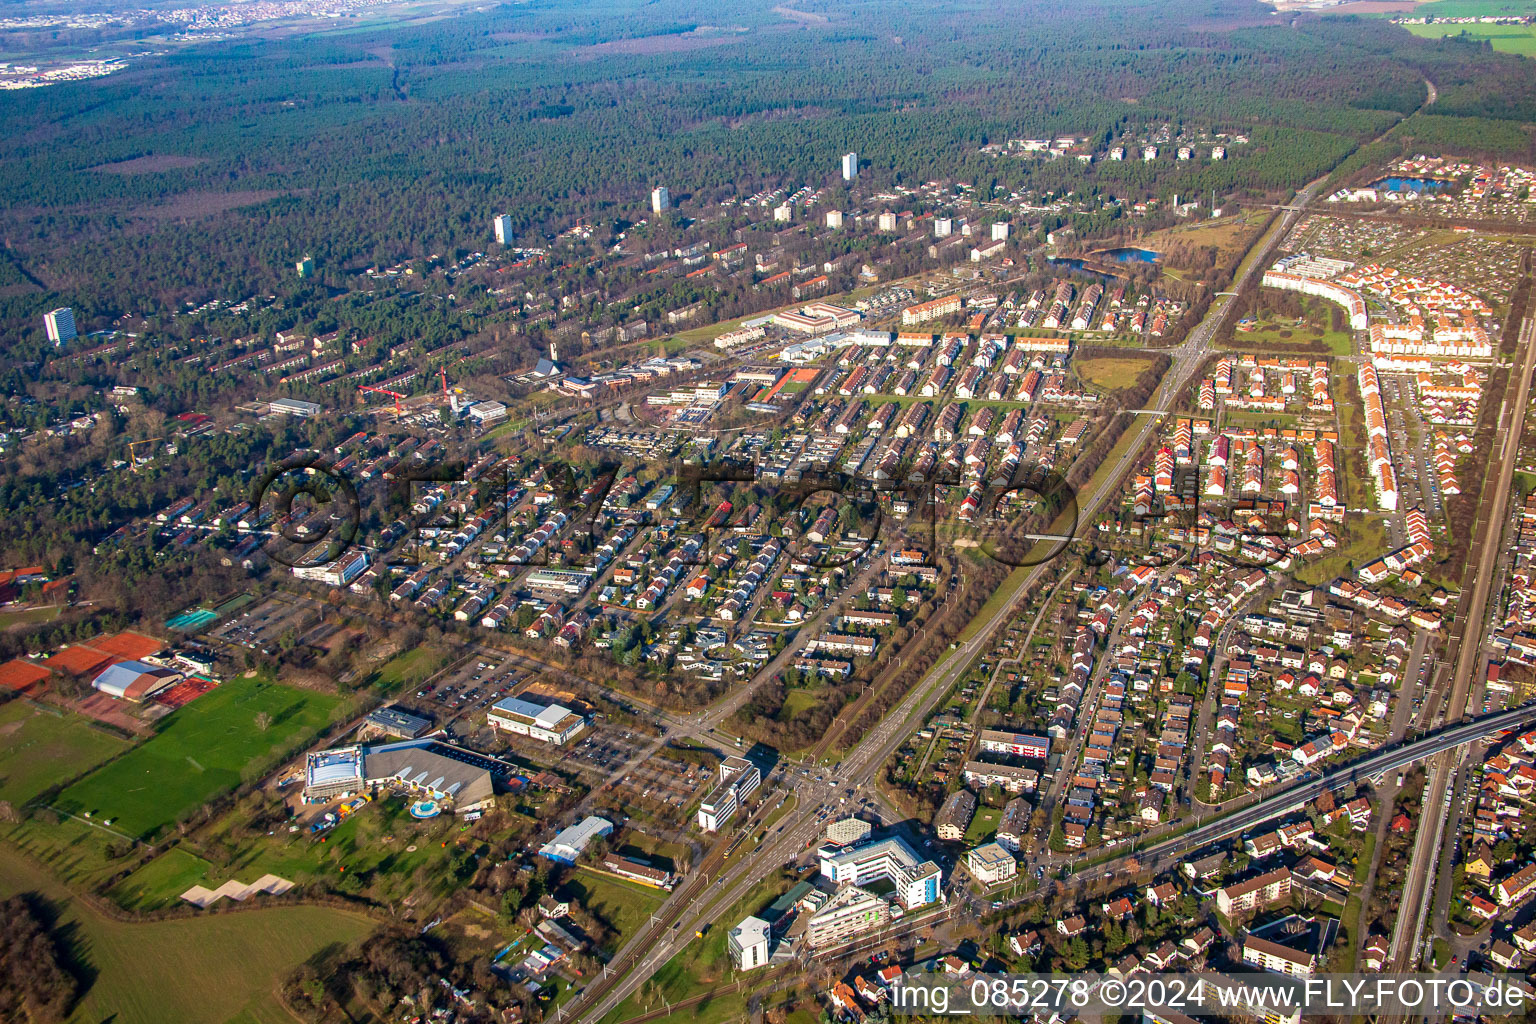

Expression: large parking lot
xmin=211 ymin=594 xmax=318 ymax=652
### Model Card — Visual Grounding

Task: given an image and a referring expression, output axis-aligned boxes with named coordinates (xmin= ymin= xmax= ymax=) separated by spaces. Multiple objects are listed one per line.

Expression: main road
xmin=1390 ymin=305 xmax=1536 ymax=968
xmin=565 ymin=175 xmax=1332 ymax=1024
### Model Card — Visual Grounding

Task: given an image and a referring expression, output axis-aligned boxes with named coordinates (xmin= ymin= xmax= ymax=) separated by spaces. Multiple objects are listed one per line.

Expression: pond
xmin=1093 ymin=246 xmax=1163 ymax=263
xmin=1369 ymin=176 xmax=1452 ymax=194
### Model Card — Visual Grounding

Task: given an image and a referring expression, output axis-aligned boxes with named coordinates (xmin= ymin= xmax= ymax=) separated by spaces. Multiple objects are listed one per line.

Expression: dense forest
xmin=0 ymin=0 xmax=1533 ymax=339
xmin=0 ymin=896 xmax=78 ymax=1024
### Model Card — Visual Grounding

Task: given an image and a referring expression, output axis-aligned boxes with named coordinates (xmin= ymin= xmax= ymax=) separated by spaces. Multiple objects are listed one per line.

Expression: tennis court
xmin=166 ymin=609 xmax=220 ymax=630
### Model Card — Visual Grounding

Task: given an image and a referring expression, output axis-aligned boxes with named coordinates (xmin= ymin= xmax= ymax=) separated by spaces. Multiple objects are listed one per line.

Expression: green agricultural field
xmin=1403 ymin=21 xmax=1536 ymax=55
xmin=1416 ymin=0 xmax=1536 ymax=15
xmin=56 ymin=678 xmax=342 ymax=838
xmin=0 ymin=701 xmax=129 ymax=806
xmin=0 ymin=845 xmax=373 ymax=1024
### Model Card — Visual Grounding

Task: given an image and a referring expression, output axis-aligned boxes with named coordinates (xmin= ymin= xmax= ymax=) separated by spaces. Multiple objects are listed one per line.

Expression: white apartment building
xmin=965 ymin=842 xmax=1017 ymax=885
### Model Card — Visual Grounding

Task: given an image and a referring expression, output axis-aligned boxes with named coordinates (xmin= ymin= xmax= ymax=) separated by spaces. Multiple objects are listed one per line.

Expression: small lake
xmin=1369 ymin=176 xmax=1453 ymax=193
xmin=1092 ymin=246 xmax=1162 ymax=263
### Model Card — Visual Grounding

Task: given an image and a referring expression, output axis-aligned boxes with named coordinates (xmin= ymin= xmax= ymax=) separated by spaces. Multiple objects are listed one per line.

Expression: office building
xmin=651 ymin=186 xmax=670 ymax=213
xmin=43 ymin=307 xmax=76 ymax=346
xmin=493 ymin=213 xmax=514 ymax=245
xmin=818 ymin=835 xmax=942 ymax=908
xmin=729 ymin=916 xmax=772 ymax=969
xmin=697 ymin=756 xmax=761 ymax=832
xmin=268 ymin=398 xmax=321 ymax=418
xmin=826 ymin=817 xmax=874 ymax=846
xmin=488 ymin=695 xmax=588 ymax=745
xmin=841 ymin=152 xmax=858 ymax=181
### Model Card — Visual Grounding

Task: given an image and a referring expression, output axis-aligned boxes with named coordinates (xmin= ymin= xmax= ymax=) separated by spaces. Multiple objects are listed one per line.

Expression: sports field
xmin=0 ymin=700 xmax=130 ymax=806
xmin=55 ymin=678 xmax=342 ymax=838
xmin=0 ymin=845 xmax=373 ymax=1024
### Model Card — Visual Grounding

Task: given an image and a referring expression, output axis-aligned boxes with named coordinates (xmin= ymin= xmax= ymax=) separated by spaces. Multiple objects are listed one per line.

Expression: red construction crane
xmin=357 ymin=384 xmax=405 ymax=416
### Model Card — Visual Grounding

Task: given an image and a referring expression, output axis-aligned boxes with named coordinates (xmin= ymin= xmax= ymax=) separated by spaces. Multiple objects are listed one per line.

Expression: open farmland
xmin=1402 ymin=20 xmax=1536 ymax=54
xmin=0 ymin=701 xmax=129 ymax=806
xmin=0 ymin=845 xmax=373 ymax=1024
xmin=55 ymin=678 xmax=342 ymax=838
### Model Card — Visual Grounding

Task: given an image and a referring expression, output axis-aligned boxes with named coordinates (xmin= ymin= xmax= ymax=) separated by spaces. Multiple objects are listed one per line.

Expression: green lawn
xmin=56 ymin=678 xmax=342 ymax=838
xmin=107 ymin=846 xmax=215 ymax=911
xmin=565 ymin=868 xmax=666 ymax=953
xmin=0 ymin=844 xmax=373 ymax=1024
xmin=780 ymin=686 xmax=825 ymax=718
xmin=0 ymin=701 xmax=130 ymax=806
xmin=964 ymin=806 xmax=1002 ymax=844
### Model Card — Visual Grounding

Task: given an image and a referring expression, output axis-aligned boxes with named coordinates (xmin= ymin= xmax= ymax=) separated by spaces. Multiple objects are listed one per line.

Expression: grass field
xmin=565 ymin=869 xmax=666 ymax=953
xmin=367 ymin=645 xmax=448 ymax=690
xmin=107 ymin=846 xmax=216 ymax=911
xmin=1403 ymin=20 xmax=1536 ymax=54
xmin=964 ymin=806 xmax=1002 ymax=844
xmin=56 ymin=678 xmax=342 ymax=838
xmin=0 ymin=605 xmax=62 ymax=629
xmin=0 ymin=701 xmax=129 ymax=806
xmin=1076 ymin=356 xmax=1151 ymax=392
xmin=780 ymin=686 xmax=825 ymax=718
xmin=2 ymin=815 xmax=127 ymax=888
xmin=0 ymin=844 xmax=373 ymax=1024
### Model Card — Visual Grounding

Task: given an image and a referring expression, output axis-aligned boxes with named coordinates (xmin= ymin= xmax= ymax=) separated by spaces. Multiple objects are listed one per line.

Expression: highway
xmin=565 ymin=174 xmax=1331 ymax=1024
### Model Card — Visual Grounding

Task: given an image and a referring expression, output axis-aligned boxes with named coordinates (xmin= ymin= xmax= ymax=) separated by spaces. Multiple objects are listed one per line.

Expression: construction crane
xmin=357 ymin=384 xmax=406 ymax=418
xmin=128 ymin=437 xmax=162 ymax=467
xmin=439 ymin=368 xmax=468 ymax=415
